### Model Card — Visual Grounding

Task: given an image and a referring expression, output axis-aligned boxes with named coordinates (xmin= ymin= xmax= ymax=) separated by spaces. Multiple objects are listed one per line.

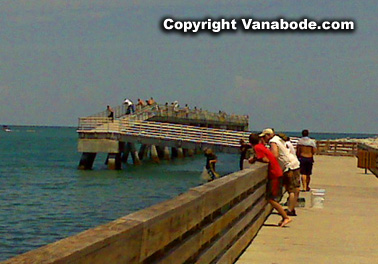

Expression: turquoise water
xmin=0 ymin=126 xmax=240 ymax=260
xmin=0 ymin=126 xmax=375 ymax=260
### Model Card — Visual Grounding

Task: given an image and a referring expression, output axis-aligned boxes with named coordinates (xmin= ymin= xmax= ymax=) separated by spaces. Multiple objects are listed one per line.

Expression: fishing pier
xmin=77 ymin=103 xmax=249 ymax=170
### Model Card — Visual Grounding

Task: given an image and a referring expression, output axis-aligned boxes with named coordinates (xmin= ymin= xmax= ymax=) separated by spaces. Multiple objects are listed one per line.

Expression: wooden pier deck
xmin=2 ymin=154 xmax=376 ymax=263
xmin=236 ymin=155 xmax=378 ymax=264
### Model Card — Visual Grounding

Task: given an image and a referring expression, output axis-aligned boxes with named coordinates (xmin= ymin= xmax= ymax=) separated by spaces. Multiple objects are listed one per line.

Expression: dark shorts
xmin=299 ymin=157 xmax=314 ymax=176
xmin=266 ymin=177 xmax=283 ymax=202
xmin=283 ymin=168 xmax=300 ymax=193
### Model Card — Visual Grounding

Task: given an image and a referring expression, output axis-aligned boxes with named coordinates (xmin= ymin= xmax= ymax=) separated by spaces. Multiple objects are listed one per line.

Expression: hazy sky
xmin=0 ymin=1 xmax=377 ymax=133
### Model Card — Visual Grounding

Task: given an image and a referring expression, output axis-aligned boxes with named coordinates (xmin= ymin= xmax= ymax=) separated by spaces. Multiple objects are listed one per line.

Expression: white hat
xmin=259 ymin=128 xmax=274 ymax=137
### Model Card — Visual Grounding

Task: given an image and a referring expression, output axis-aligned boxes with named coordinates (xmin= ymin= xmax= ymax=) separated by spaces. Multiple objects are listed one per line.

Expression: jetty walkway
xmin=236 ymin=155 xmax=378 ymax=264
xmin=3 ymin=151 xmax=377 ymax=263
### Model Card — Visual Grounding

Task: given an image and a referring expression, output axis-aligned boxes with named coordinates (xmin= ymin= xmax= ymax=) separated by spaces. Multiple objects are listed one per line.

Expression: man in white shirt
xmin=123 ymin=98 xmax=134 ymax=115
xmin=260 ymin=128 xmax=300 ymax=216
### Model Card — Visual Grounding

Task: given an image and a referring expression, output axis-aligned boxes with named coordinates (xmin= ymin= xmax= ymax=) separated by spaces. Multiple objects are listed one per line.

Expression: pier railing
xmin=78 ymin=106 xmax=157 ymax=131
xmin=3 ymin=164 xmax=272 ymax=264
xmin=316 ymin=140 xmax=358 ymax=156
xmin=357 ymin=144 xmax=377 ymax=176
xmin=77 ymin=119 xmax=251 ymax=153
xmin=88 ymin=104 xmax=157 ymax=119
xmin=82 ymin=103 xmax=248 ymax=127
xmin=153 ymin=105 xmax=249 ymax=125
xmin=120 ymin=120 xmax=249 ymax=147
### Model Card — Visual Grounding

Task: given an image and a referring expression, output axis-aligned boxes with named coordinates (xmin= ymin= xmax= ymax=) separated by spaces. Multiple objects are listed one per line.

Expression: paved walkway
xmin=236 ymin=155 xmax=378 ymax=264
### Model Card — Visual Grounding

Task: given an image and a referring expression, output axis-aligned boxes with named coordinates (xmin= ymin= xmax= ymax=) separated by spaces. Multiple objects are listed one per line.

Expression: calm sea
xmin=0 ymin=126 xmax=375 ymax=260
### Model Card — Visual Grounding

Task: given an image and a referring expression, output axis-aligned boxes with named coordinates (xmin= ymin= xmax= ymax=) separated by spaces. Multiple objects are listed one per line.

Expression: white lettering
xmin=308 ymin=21 xmax=317 ymax=30
xmin=241 ymin=19 xmax=253 ymax=29
xmin=163 ymin=18 xmax=174 ymax=30
xmin=183 ymin=21 xmax=192 ymax=32
xmin=298 ymin=19 xmax=308 ymax=30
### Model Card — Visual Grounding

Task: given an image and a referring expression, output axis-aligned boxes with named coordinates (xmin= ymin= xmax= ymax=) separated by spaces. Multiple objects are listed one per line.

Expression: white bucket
xmin=297 ymin=197 xmax=306 ymax=208
xmin=311 ymin=189 xmax=326 ymax=208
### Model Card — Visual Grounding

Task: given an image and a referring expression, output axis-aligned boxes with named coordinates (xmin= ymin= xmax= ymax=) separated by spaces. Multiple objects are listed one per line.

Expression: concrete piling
xmin=156 ymin=146 xmax=165 ymax=159
xmin=177 ymin=147 xmax=184 ymax=158
xmin=187 ymin=149 xmax=195 ymax=157
xmin=121 ymin=143 xmax=131 ymax=163
xmin=162 ymin=146 xmax=170 ymax=160
xmin=150 ymin=145 xmax=160 ymax=163
xmin=78 ymin=152 xmax=96 ymax=170
xmin=171 ymin=147 xmax=178 ymax=159
xmin=130 ymin=143 xmax=142 ymax=165
xmin=138 ymin=144 xmax=148 ymax=160
xmin=107 ymin=153 xmax=122 ymax=170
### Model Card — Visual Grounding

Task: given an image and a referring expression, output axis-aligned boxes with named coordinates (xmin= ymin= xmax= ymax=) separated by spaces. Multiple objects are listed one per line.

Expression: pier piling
xmin=107 ymin=153 xmax=122 ymax=170
xmin=121 ymin=143 xmax=130 ymax=163
xmin=78 ymin=152 xmax=96 ymax=170
xmin=163 ymin=146 xmax=171 ymax=160
xmin=177 ymin=147 xmax=184 ymax=158
xmin=150 ymin=145 xmax=160 ymax=163
xmin=130 ymin=143 xmax=142 ymax=165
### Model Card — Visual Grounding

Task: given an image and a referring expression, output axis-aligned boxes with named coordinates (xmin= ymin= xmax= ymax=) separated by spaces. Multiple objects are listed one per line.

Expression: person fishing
xmin=204 ymin=148 xmax=220 ymax=181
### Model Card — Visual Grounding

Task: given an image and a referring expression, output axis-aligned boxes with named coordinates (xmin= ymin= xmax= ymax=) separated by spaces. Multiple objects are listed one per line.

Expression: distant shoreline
xmin=1 ymin=124 xmax=77 ymax=129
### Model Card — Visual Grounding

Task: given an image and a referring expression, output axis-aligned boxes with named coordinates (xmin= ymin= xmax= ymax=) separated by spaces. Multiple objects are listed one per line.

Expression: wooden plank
xmin=156 ymin=183 xmax=266 ymax=264
xmin=190 ymin=165 xmax=267 ymax=218
xmin=124 ymin=192 xmax=204 ymax=261
xmin=3 ymin=219 xmax=144 ymax=264
xmin=194 ymin=198 xmax=266 ymax=264
xmin=215 ymin=204 xmax=272 ymax=263
xmin=199 ymin=184 xmax=265 ymax=246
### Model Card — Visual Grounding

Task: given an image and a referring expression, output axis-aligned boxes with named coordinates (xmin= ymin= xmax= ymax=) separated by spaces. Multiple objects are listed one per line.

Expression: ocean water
xmin=0 ymin=126 xmax=375 ymax=260
xmin=0 ymin=126 xmax=240 ymax=261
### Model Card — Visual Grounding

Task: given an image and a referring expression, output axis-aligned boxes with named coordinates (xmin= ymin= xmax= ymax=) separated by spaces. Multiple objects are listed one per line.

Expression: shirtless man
xmin=296 ymin=129 xmax=317 ymax=191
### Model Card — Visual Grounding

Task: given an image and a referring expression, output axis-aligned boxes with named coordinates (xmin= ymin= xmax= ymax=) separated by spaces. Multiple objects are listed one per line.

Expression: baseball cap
xmin=259 ymin=128 xmax=274 ymax=137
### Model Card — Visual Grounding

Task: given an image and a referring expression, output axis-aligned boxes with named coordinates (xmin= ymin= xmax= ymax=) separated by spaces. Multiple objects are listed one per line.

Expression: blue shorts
xmin=299 ymin=157 xmax=314 ymax=175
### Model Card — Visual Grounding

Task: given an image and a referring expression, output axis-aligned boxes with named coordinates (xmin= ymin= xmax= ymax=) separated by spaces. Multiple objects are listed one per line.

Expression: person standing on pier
xmin=279 ymin=134 xmax=296 ymax=156
xmin=147 ymin=97 xmax=155 ymax=105
xmin=260 ymin=128 xmax=300 ymax=216
xmin=296 ymin=130 xmax=317 ymax=191
xmin=106 ymin=105 xmax=114 ymax=122
xmin=204 ymin=149 xmax=219 ymax=181
xmin=173 ymin=101 xmax=179 ymax=115
xmin=137 ymin=98 xmax=146 ymax=107
xmin=123 ymin=99 xmax=134 ymax=115
xmin=184 ymin=104 xmax=190 ymax=118
xmin=248 ymin=134 xmax=292 ymax=227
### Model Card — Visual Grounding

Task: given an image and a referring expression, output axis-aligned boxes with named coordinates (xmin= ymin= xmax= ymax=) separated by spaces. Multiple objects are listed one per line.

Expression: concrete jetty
xmin=77 ymin=103 xmax=250 ymax=170
xmin=236 ymin=155 xmax=378 ymax=264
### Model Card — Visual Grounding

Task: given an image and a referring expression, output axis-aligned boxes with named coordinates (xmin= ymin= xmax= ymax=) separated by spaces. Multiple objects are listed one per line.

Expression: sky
xmin=0 ymin=0 xmax=377 ymax=133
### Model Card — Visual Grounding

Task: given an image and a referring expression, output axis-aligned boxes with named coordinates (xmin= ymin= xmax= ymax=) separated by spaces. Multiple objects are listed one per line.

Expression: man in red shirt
xmin=248 ymin=133 xmax=292 ymax=227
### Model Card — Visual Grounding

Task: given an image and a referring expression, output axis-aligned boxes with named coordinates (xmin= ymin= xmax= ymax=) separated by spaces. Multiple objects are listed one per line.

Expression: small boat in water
xmin=2 ymin=125 xmax=12 ymax=132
